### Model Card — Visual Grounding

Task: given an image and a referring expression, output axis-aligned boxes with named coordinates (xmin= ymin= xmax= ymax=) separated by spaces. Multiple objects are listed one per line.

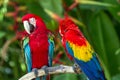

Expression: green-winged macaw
xmin=22 ymin=14 xmax=54 ymax=80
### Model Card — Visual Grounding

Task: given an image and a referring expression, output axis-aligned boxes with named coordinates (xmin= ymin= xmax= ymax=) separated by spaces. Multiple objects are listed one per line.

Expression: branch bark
xmin=0 ymin=36 xmax=17 ymax=60
xmin=19 ymin=65 xmax=82 ymax=80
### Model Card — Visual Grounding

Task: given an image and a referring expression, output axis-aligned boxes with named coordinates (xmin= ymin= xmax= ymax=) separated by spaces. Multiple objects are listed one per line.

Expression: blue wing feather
xmin=65 ymin=41 xmax=105 ymax=80
xmin=66 ymin=42 xmax=74 ymax=57
xmin=23 ymin=37 xmax=32 ymax=72
xmin=48 ymin=37 xmax=54 ymax=67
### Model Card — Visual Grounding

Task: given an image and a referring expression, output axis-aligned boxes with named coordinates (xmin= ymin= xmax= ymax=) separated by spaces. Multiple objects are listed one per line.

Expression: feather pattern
xmin=66 ymin=42 xmax=74 ymax=57
xmin=59 ymin=17 xmax=106 ymax=80
xmin=22 ymin=14 xmax=55 ymax=80
xmin=48 ymin=35 xmax=54 ymax=67
xmin=66 ymin=41 xmax=93 ymax=62
xmin=23 ymin=37 xmax=32 ymax=72
xmin=66 ymin=41 xmax=105 ymax=80
xmin=22 ymin=34 xmax=54 ymax=80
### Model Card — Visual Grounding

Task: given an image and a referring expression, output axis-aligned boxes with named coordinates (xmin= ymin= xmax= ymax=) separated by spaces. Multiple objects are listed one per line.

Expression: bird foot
xmin=32 ymin=68 xmax=39 ymax=78
xmin=41 ymin=66 xmax=49 ymax=75
xmin=72 ymin=63 xmax=82 ymax=74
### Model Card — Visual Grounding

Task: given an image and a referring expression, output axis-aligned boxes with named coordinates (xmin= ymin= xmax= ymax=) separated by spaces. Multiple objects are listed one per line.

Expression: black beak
xmin=29 ymin=22 xmax=35 ymax=33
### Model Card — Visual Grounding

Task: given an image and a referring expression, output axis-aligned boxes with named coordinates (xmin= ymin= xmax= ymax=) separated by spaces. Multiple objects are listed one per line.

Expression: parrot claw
xmin=41 ymin=66 xmax=49 ymax=75
xmin=32 ymin=68 xmax=39 ymax=78
xmin=72 ymin=63 xmax=82 ymax=74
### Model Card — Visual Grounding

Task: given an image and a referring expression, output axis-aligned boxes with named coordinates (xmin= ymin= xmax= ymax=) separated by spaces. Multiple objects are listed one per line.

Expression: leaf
xmin=26 ymin=1 xmax=51 ymax=23
xmin=77 ymin=73 xmax=88 ymax=80
xmin=103 ymin=0 xmax=120 ymax=22
xmin=69 ymin=17 xmax=86 ymax=28
xmin=0 ymin=0 xmax=8 ymax=21
xmin=39 ymin=0 xmax=63 ymax=17
xmin=53 ymin=73 xmax=78 ymax=80
xmin=88 ymin=12 xmax=107 ymax=62
xmin=115 ymin=48 xmax=120 ymax=55
xmin=100 ymin=12 xmax=120 ymax=76
xmin=88 ymin=12 xmax=111 ymax=80
xmin=46 ymin=19 xmax=58 ymax=31
xmin=78 ymin=0 xmax=115 ymax=7
xmin=112 ymin=74 xmax=120 ymax=80
xmin=88 ymin=12 xmax=120 ymax=79
xmin=0 ymin=31 xmax=6 ymax=39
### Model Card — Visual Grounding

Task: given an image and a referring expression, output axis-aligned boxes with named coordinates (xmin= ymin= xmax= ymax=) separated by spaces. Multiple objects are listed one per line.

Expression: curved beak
xmin=23 ymin=21 xmax=31 ymax=34
xmin=59 ymin=27 xmax=63 ymax=36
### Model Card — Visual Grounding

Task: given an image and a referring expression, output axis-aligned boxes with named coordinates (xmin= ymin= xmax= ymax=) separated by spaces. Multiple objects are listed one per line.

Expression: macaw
xmin=59 ymin=17 xmax=106 ymax=80
xmin=22 ymin=14 xmax=54 ymax=80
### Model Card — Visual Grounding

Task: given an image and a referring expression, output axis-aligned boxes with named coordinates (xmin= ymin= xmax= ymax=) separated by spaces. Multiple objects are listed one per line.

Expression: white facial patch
xmin=29 ymin=17 xmax=36 ymax=27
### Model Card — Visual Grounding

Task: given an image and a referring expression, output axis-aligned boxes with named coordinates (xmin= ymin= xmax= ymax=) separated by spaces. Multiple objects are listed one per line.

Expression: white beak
xmin=59 ymin=28 xmax=63 ymax=36
xmin=23 ymin=21 xmax=31 ymax=34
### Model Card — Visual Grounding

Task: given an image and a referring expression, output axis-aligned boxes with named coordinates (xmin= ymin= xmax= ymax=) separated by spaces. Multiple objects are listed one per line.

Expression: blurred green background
xmin=0 ymin=0 xmax=120 ymax=80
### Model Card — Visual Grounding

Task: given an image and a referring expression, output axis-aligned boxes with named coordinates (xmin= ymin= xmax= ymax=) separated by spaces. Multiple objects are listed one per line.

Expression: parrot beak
xmin=23 ymin=21 xmax=31 ymax=34
xmin=59 ymin=27 xmax=63 ymax=36
xmin=23 ymin=21 xmax=35 ymax=34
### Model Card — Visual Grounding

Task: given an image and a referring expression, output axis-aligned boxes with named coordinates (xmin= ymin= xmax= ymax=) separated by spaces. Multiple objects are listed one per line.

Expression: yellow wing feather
xmin=69 ymin=41 xmax=94 ymax=62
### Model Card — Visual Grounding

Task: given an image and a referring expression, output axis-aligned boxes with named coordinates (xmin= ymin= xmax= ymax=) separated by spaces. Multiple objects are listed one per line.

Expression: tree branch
xmin=19 ymin=65 xmax=82 ymax=80
xmin=0 ymin=36 xmax=17 ymax=60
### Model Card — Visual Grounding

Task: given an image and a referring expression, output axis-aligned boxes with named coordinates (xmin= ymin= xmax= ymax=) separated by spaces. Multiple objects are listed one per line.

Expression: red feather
xmin=59 ymin=17 xmax=87 ymax=46
xmin=29 ymin=31 xmax=49 ymax=68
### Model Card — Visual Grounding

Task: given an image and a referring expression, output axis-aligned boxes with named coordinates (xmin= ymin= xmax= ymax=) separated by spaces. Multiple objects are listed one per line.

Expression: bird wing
xmin=48 ymin=34 xmax=55 ymax=67
xmin=65 ymin=40 xmax=105 ymax=80
xmin=22 ymin=37 xmax=32 ymax=72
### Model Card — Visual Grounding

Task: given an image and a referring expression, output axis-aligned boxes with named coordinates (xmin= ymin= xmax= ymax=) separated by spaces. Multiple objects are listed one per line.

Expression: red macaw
xmin=22 ymin=14 xmax=54 ymax=80
xmin=59 ymin=17 xmax=106 ymax=80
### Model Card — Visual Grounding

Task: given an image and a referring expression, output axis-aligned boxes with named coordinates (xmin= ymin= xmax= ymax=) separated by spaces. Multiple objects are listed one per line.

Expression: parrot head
xmin=22 ymin=13 xmax=46 ymax=34
xmin=59 ymin=17 xmax=77 ymax=36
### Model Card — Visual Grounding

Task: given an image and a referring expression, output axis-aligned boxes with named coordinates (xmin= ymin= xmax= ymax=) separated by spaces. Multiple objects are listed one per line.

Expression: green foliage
xmin=0 ymin=0 xmax=8 ymax=21
xmin=0 ymin=0 xmax=120 ymax=80
xmin=87 ymin=12 xmax=120 ymax=79
xmin=26 ymin=0 xmax=51 ymax=22
xmin=103 ymin=0 xmax=120 ymax=22
xmin=0 ymin=31 xmax=6 ymax=39
xmin=112 ymin=74 xmax=120 ymax=80
xmin=53 ymin=74 xmax=78 ymax=80
xmin=39 ymin=0 xmax=63 ymax=16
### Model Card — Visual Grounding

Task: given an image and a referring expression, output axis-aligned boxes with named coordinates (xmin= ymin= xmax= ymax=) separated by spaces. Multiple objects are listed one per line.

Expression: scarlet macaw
xmin=22 ymin=14 xmax=54 ymax=80
xmin=59 ymin=17 xmax=106 ymax=80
